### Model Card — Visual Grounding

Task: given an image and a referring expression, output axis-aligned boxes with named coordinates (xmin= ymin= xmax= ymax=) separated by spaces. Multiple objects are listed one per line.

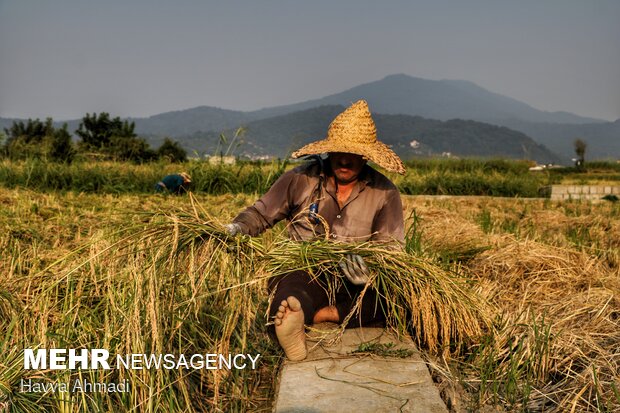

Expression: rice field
xmin=1 ymin=186 xmax=619 ymax=412
xmin=0 ymin=158 xmax=557 ymax=197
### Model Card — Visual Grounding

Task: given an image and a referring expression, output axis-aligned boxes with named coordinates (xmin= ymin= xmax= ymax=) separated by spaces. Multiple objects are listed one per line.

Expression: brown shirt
xmin=233 ymin=160 xmax=404 ymax=245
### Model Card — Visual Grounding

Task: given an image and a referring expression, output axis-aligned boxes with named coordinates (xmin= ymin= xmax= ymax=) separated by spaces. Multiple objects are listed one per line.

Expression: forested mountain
xmin=172 ymin=105 xmax=560 ymax=163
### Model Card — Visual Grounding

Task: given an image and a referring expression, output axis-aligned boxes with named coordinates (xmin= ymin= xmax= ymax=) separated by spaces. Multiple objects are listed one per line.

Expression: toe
xmin=286 ymin=296 xmax=302 ymax=311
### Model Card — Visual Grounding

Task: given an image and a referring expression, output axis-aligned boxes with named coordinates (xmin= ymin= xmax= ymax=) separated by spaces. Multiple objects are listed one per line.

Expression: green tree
xmin=574 ymin=138 xmax=587 ymax=170
xmin=110 ymin=135 xmax=156 ymax=162
xmin=0 ymin=131 xmax=7 ymax=158
xmin=75 ymin=112 xmax=136 ymax=151
xmin=157 ymin=138 xmax=187 ymax=162
xmin=3 ymin=118 xmax=74 ymax=162
xmin=75 ymin=112 xmax=155 ymax=162
xmin=5 ymin=118 xmax=54 ymax=144
xmin=47 ymin=124 xmax=76 ymax=163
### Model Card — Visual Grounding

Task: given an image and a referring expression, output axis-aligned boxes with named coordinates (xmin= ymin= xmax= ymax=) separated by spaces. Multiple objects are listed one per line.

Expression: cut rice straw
xmin=117 ymin=196 xmax=491 ymax=357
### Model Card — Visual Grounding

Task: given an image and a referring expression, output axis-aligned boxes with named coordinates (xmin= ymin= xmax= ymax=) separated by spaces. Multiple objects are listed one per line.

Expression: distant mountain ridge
xmin=500 ymin=118 xmax=620 ymax=161
xmin=130 ymin=106 xmax=259 ymax=136
xmin=2 ymin=74 xmax=617 ymax=162
xmin=247 ymin=74 xmax=605 ymax=124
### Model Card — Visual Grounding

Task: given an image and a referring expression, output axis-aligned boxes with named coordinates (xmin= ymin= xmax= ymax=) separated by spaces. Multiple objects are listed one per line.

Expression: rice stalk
xmin=126 ymin=201 xmax=490 ymax=357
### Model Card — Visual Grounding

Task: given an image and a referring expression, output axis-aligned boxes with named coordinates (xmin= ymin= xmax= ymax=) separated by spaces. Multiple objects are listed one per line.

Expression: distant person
xmin=155 ymin=172 xmax=192 ymax=194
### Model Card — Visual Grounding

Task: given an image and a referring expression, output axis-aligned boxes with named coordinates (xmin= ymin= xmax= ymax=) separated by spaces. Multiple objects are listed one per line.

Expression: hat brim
xmin=292 ymin=139 xmax=405 ymax=175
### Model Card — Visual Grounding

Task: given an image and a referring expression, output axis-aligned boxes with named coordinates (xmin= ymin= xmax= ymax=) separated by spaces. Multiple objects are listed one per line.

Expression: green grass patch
xmin=353 ymin=342 xmax=415 ymax=358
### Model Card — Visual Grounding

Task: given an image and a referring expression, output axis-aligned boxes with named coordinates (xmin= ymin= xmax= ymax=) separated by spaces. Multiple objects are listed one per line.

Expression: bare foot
xmin=275 ymin=296 xmax=307 ymax=361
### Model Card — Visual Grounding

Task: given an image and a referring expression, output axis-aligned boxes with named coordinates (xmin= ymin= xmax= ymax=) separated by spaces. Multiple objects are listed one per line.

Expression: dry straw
xmin=4 ymin=189 xmax=619 ymax=412
xmin=261 ymin=237 xmax=489 ymax=354
xmin=413 ymin=207 xmax=490 ymax=259
xmin=467 ymin=238 xmax=620 ymax=412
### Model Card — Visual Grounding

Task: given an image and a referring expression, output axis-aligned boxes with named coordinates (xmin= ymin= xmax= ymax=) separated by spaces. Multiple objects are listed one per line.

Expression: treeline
xmin=0 ymin=113 xmax=187 ymax=163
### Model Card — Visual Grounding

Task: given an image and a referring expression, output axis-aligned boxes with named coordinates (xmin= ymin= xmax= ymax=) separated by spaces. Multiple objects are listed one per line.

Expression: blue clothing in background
xmin=155 ymin=174 xmax=187 ymax=194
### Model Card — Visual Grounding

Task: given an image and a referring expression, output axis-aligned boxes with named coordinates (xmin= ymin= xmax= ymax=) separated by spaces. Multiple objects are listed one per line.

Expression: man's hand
xmin=339 ymin=254 xmax=370 ymax=285
xmin=224 ymin=223 xmax=243 ymax=237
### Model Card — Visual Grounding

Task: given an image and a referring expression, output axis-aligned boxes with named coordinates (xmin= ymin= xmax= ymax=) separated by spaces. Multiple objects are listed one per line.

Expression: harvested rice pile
xmin=465 ymin=238 xmax=620 ymax=411
xmin=405 ymin=196 xmax=619 ymax=413
xmin=412 ymin=207 xmax=489 ymax=259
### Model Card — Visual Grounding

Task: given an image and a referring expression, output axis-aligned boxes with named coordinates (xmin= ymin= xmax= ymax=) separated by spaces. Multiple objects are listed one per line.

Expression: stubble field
xmin=1 ymin=185 xmax=618 ymax=412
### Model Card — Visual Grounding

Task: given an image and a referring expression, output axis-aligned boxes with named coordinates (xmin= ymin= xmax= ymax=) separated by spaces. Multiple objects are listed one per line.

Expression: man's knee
xmin=267 ymin=270 xmax=314 ymax=292
xmin=268 ymin=270 xmax=327 ymax=325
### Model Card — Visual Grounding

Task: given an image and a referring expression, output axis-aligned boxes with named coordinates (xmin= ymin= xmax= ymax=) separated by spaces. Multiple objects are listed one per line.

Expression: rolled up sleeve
xmin=232 ymin=170 xmax=297 ymax=236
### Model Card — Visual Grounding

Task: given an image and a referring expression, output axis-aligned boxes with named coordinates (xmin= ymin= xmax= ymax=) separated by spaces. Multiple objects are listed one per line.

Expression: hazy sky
xmin=1 ymin=0 xmax=619 ymax=121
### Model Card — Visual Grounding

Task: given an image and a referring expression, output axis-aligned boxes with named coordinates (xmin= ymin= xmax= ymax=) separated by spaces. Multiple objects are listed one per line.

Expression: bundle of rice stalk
xmin=42 ymin=214 xmax=270 ymax=410
xmin=126 ymin=199 xmax=490 ymax=357
xmin=263 ymin=237 xmax=491 ymax=355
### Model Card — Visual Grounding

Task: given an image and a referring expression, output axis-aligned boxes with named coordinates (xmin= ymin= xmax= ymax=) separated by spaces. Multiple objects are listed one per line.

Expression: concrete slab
xmin=273 ymin=326 xmax=448 ymax=413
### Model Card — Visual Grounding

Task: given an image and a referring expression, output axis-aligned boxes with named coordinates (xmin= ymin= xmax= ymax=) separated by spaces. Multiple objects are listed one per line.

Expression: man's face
xmin=329 ymin=152 xmax=366 ymax=184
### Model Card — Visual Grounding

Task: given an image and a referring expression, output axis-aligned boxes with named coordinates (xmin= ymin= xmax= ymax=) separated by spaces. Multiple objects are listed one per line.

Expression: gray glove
xmin=339 ymin=254 xmax=370 ymax=285
xmin=224 ymin=223 xmax=243 ymax=237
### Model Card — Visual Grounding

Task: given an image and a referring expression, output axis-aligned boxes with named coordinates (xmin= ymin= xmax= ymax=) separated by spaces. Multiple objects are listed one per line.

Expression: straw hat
xmin=291 ymin=100 xmax=406 ymax=174
xmin=179 ymin=172 xmax=192 ymax=182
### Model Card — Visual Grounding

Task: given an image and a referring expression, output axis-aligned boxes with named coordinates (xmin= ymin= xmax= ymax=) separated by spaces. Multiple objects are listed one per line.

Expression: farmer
xmin=154 ymin=172 xmax=192 ymax=194
xmin=225 ymin=100 xmax=406 ymax=360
